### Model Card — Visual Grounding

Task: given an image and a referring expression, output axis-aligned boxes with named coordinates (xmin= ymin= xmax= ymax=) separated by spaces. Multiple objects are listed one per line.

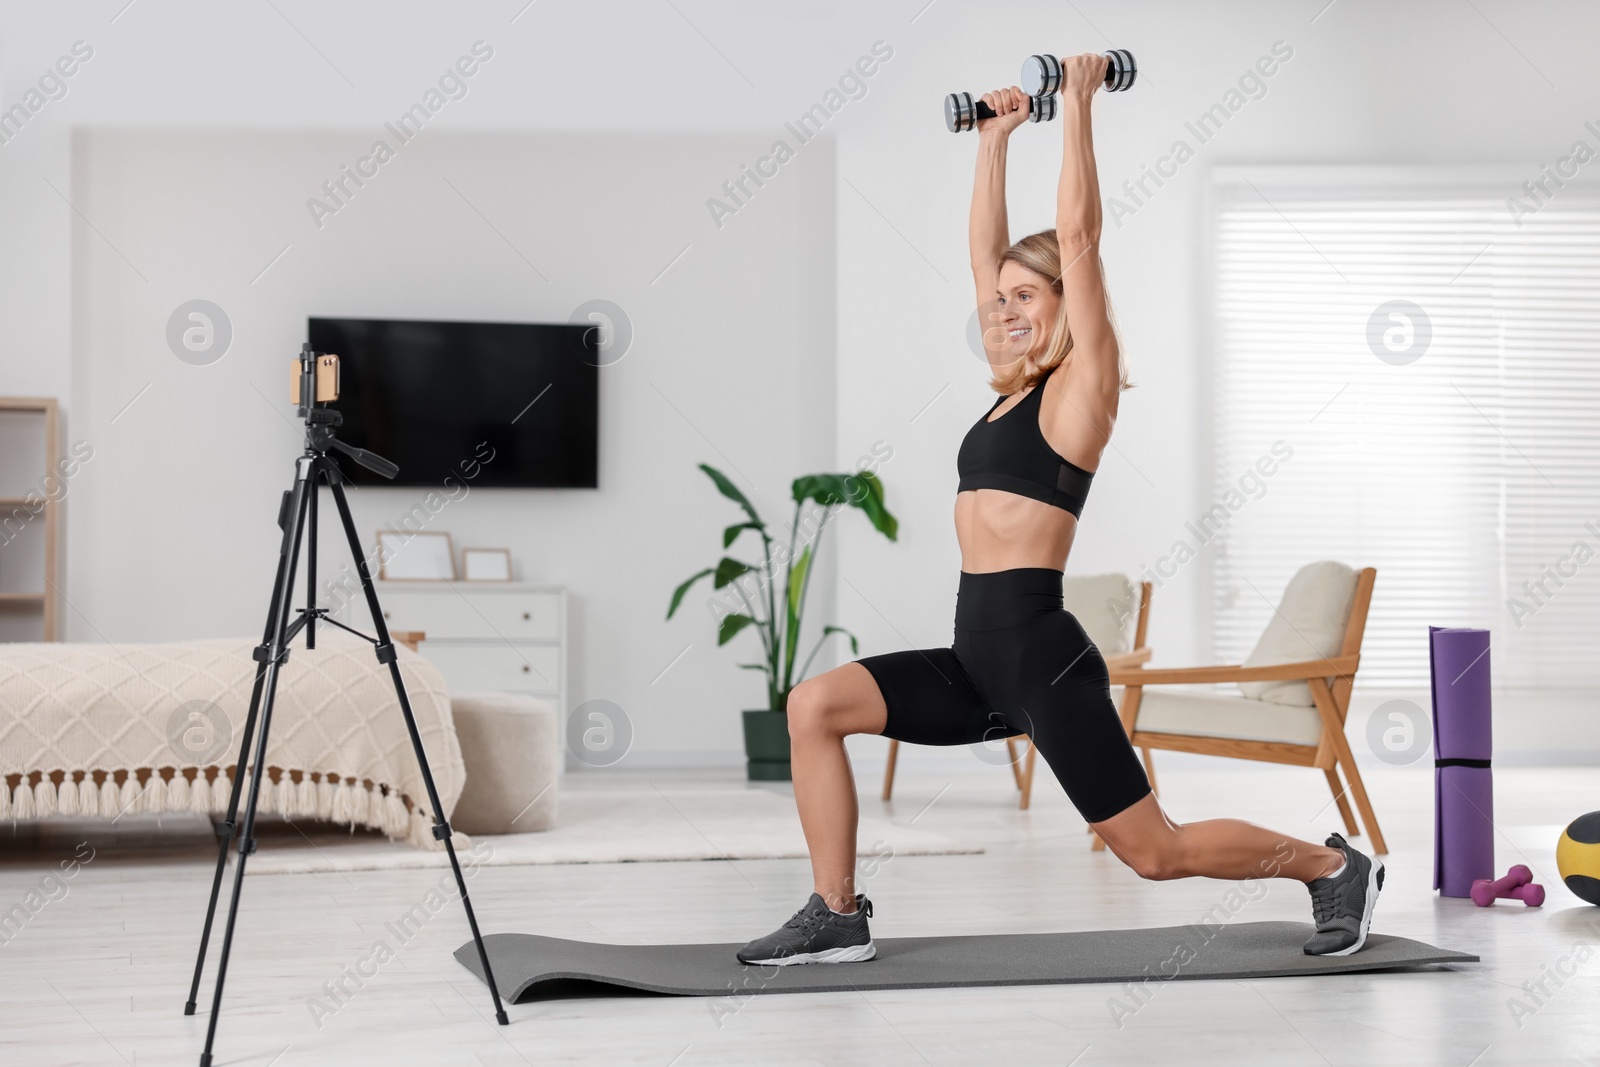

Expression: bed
xmin=0 ymin=627 xmax=464 ymax=849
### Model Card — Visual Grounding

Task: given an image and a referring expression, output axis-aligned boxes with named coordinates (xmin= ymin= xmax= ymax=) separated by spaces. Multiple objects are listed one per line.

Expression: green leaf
xmin=714 ymin=557 xmax=754 ymax=589
xmin=723 ymin=521 xmax=761 ymax=549
xmin=718 ymin=613 xmax=757 ymax=646
xmin=819 ymin=625 xmax=860 ymax=656
xmin=787 ymin=544 xmax=813 ymax=620
xmin=782 ymin=542 xmax=814 ymax=686
xmin=700 ymin=464 xmax=764 ymax=529
xmin=667 ymin=568 xmax=714 ymax=619
xmin=792 ymin=470 xmax=898 ymax=542
xmin=790 ymin=473 xmax=845 ymax=507
xmin=797 ymin=625 xmax=862 ymax=682
xmin=737 ymin=662 xmax=771 ymax=673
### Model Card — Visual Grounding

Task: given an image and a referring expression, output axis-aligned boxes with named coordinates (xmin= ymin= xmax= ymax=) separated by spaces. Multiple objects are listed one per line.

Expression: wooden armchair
xmin=1103 ymin=563 xmax=1386 ymax=854
xmin=882 ymin=574 xmax=1154 ymax=810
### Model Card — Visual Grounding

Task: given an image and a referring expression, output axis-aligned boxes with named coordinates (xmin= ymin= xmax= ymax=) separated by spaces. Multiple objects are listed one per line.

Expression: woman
xmin=738 ymin=56 xmax=1382 ymax=966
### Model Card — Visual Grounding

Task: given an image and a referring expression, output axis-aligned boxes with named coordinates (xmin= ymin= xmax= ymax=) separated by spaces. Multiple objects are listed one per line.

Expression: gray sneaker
xmin=1303 ymin=832 xmax=1384 ymax=956
xmin=737 ymin=892 xmax=876 ymax=966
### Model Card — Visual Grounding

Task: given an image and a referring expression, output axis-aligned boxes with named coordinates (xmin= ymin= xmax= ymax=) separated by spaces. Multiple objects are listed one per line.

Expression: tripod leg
xmin=307 ymin=471 xmax=318 ymax=649
xmin=185 ymin=486 xmax=302 ymax=1015
xmin=183 ymin=664 xmax=266 ymax=1015
xmin=326 ymin=470 xmax=511 ymax=1026
xmin=197 ymin=459 xmax=314 ymax=1067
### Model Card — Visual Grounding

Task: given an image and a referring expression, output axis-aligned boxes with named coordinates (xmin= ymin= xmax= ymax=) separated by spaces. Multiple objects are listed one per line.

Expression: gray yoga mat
xmin=455 ymin=921 xmax=1476 ymax=1000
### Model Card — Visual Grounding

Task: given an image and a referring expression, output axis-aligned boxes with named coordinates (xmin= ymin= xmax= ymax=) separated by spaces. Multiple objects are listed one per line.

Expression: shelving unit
xmin=0 ymin=397 xmax=60 ymax=642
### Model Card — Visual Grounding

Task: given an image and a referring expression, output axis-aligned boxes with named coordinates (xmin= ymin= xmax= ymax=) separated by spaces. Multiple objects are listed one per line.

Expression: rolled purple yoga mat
xmin=1429 ymin=625 xmax=1494 ymax=898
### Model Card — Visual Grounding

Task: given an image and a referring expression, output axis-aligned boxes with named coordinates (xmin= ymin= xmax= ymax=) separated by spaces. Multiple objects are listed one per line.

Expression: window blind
xmin=1211 ymin=181 xmax=1600 ymax=688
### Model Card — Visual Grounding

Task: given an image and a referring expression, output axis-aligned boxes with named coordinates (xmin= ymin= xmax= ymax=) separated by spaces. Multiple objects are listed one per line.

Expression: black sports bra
xmin=956 ymin=374 xmax=1095 ymax=518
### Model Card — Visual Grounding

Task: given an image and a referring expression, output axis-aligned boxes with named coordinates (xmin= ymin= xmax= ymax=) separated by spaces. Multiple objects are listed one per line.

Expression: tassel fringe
xmin=14 ymin=782 xmax=36 ymax=820
xmin=35 ymin=777 xmax=58 ymax=818
xmin=212 ymin=770 xmax=234 ymax=814
xmin=2 ymin=768 xmax=439 ymax=847
xmin=58 ymin=777 xmax=81 ymax=817
xmin=166 ymin=773 xmax=189 ymax=812
xmin=117 ymin=775 xmax=140 ymax=817
xmin=189 ymin=774 xmax=213 ymax=815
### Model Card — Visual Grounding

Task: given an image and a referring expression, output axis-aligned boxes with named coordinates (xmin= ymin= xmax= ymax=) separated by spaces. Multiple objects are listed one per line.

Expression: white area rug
xmin=247 ymin=787 xmax=980 ymax=874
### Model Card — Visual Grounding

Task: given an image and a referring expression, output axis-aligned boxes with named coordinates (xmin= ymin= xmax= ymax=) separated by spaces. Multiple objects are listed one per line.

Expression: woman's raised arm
xmin=1054 ymin=54 xmax=1119 ymax=391
xmin=970 ymin=87 xmax=1030 ymax=329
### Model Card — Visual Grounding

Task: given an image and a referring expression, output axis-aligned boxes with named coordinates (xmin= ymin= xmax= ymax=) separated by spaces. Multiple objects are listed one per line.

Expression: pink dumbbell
xmin=1470 ymin=865 xmax=1545 ymax=907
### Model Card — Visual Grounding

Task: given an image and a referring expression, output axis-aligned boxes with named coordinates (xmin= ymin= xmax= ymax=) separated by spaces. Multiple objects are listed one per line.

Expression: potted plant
xmin=667 ymin=463 xmax=898 ymax=780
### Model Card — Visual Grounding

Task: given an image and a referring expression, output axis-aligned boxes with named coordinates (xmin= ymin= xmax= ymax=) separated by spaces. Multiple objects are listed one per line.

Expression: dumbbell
xmin=1470 ymin=864 xmax=1546 ymax=907
xmin=944 ymin=91 xmax=1058 ymax=134
xmin=1020 ymin=49 xmax=1138 ymax=98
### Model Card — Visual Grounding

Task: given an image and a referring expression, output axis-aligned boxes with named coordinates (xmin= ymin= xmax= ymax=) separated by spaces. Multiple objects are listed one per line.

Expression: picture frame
xmin=461 ymin=547 xmax=513 ymax=582
xmin=376 ymin=530 xmax=457 ymax=581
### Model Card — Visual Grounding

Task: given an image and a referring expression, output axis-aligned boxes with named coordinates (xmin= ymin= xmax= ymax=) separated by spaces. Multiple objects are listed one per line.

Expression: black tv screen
xmin=307 ymin=317 xmax=599 ymax=488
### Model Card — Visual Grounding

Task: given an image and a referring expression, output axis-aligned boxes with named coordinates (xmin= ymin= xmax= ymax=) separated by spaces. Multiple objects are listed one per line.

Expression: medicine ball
xmin=1557 ymin=811 xmax=1600 ymax=905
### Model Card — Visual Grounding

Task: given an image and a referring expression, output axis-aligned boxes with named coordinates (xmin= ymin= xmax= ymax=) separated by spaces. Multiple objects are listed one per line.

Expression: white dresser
xmin=349 ymin=581 xmax=567 ymax=715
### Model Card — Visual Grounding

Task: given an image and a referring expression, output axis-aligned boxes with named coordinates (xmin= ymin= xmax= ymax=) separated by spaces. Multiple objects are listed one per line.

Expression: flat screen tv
xmin=307 ymin=317 xmax=599 ymax=488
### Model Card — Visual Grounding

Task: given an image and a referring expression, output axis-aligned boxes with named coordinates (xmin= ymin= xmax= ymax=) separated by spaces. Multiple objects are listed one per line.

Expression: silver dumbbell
xmin=944 ymin=90 xmax=1059 ymax=134
xmin=1021 ymin=49 xmax=1137 ymax=97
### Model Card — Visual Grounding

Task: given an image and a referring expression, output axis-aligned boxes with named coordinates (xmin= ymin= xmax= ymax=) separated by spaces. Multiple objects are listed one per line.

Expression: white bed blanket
xmin=0 ymin=629 xmax=463 ymax=850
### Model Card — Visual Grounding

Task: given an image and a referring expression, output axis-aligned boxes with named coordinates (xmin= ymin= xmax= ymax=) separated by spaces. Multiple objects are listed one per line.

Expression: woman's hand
xmin=976 ymin=85 xmax=1031 ymax=138
xmin=1058 ymin=53 xmax=1110 ymax=103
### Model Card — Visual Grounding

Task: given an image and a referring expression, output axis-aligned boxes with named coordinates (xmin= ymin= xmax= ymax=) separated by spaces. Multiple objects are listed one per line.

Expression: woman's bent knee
xmin=787 ymin=668 xmax=884 ymax=741
xmin=1099 ymin=828 xmax=1184 ymax=881
xmin=787 ymin=676 xmax=844 ymax=740
xmin=1124 ymin=846 xmax=1181 ymax=881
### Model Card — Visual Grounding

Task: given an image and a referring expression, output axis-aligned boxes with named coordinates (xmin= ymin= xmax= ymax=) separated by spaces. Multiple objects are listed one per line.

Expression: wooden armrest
xmin=1108 ymin=654 xmax=1359 ymax=687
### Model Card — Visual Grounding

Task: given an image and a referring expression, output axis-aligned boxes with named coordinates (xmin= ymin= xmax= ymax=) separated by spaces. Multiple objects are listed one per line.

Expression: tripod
xmin=182 ymin=349 xmax=507 ymax=1066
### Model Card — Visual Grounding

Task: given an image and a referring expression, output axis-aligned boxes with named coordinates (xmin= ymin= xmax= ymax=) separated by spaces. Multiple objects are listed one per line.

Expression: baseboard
xmin=579 ymin=745 xmax=1600 ymax=775
xmin=564 ymin=749 xmax=747 ymax=772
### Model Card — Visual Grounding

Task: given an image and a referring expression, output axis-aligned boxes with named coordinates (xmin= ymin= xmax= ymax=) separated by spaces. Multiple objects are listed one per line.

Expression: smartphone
xmin=289 ymin=353 xmax=341 ymax=404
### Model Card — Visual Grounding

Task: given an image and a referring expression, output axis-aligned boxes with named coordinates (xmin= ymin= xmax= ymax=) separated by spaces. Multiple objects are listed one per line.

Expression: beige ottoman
xmin=449 ymin=692 xmax=560 ymax=834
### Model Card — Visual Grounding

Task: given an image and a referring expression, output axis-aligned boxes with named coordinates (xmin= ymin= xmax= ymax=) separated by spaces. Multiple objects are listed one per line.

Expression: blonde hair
xmin=988 ymin=229 xmax=1132 ymax=395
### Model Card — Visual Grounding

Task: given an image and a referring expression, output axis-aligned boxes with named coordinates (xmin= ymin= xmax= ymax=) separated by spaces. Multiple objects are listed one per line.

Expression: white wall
xmin=4 ymin=0 xmax=1599 ymax=764
xmin=62 ymin=125 xmax=835 ymax=765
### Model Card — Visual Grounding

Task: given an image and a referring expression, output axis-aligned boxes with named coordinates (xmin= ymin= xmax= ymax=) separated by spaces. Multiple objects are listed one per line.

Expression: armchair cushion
xmin=1136 ymin=687 xmax=1324 ymax=746
xmin=1063 ymin=573 xmax=1139 ymax=656
xmin=1239 ymin=561 xmax=1358 ymax=706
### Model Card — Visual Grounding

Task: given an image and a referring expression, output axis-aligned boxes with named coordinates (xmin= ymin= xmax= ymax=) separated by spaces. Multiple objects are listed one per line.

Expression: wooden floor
xmin=2 ymin=761 xmax=1597 ymax=1066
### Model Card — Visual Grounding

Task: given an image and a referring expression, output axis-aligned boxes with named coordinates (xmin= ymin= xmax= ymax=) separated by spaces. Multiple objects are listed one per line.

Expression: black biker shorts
xmin=857 ymin=568 xmax=1151 ymax=824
